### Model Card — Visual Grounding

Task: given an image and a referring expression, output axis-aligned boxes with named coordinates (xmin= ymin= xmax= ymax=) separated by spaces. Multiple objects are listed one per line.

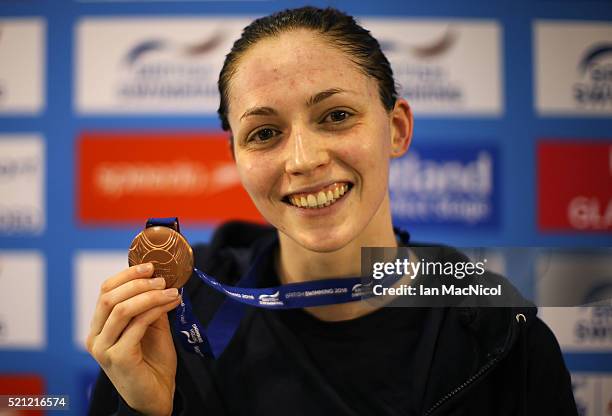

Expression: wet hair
xmin=217 ymin=6 xmax=398 ymax=135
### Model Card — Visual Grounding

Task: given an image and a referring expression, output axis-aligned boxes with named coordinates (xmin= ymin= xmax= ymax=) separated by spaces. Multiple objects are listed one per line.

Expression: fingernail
xmin=136 ymin=263 xmax=153 ymax=274
xmin=163 ymin=288 xmax=179 ymax=297
xmin=150 ymin=277 xmax=165 ymax=287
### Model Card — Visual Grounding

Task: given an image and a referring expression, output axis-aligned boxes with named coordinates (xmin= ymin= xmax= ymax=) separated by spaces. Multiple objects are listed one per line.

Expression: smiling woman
xmin=86 ymin=7 xmax=578 ymax=416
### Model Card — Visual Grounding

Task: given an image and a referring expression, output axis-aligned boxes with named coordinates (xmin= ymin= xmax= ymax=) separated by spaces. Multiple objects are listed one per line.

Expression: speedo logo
xmin=94 ymin=161 xmax=240 ymax=198
xmin=258 ymin=291 xmax=283 ymax=306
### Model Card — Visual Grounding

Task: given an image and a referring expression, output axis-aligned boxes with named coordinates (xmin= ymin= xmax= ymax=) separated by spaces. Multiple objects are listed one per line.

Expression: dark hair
xmin=217 ymin=6 xmax=398 ymax=134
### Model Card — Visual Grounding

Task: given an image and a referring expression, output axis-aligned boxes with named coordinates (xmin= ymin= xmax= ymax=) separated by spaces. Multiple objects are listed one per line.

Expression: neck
xmin=276 ymin=195 xmax=397 ymax=321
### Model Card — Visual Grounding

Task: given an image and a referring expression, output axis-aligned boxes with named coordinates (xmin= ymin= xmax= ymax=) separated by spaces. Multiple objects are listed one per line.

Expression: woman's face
xmin=226 ymin=30 xmax=410 ymax=252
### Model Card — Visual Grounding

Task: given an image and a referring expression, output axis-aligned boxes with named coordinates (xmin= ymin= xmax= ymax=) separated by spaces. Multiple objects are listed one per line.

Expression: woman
xmin=87 ymin=7 xmax=577 ymax=416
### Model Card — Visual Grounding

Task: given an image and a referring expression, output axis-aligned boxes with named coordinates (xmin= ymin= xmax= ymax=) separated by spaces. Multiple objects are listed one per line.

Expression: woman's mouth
xmin=283 ymin=182 xmax=353 ymax=209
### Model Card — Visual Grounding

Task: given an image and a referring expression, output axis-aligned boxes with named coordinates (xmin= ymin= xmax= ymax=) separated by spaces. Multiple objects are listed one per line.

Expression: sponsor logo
xmin=0 ymin=19 xmax=45 ymax=113
xmin=574 ymin=43 xmax=612 ymax=108
xmin=363 ymin=19 xmax=502 ymax=115
xmin=77 ymin=132 xmax=262 ymax=225
xmin=76 ymin=18 xmax=249 ymax=114
xmin=535 ymin=21 xmax=612 ymax=115
xmin=389 ymin=145 xmax=499 ymax=227
xmin=0 ymin=251 xmax=45 ymax=349
xmin=180 ymin=324 xmax=203 ymax=345
xmin=117 ymin=35 xmax=222 ymax=100
xmin=538 ymin=250 xmax=612 ymax=350
xmin=258 ymin=291 xmax=283 ymax=306
xmin=540 ymin=306 xmax=612 ymax=350
xmin=352 ymin=281 xmax=374 ymax=298
xmin=538 ymin=141 xmax=611 ymax=232
xmin=0 ymin=135 xmax=45 ymax=235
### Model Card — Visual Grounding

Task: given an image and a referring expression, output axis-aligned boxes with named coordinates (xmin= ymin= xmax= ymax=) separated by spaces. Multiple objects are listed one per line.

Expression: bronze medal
xmin=128 ymin=225 xmax=194 ymax=288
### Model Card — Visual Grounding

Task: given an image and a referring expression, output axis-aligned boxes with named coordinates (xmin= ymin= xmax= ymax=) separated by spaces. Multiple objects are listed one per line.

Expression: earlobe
xmin=389 ymin=98 xmax=413 ymax=158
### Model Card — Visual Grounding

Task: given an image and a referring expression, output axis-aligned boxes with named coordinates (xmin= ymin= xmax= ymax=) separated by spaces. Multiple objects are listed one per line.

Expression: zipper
xmin=422 ymin=312 xmax=525 ymax=416
xmin=422 ymin=354 xmax=501 ymax=416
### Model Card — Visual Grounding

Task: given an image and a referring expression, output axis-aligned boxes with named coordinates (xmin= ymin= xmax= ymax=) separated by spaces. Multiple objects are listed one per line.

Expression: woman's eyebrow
xmin=240 ymin=106 xmax=277 ymax=121
xmin=306 ymin=88 xmax=351 ymax=107
xmin=239 ymin=88 xmax=353 ymax=121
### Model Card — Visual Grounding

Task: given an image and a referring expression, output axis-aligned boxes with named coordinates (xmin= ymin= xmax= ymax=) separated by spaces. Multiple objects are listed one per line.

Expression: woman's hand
xmin=86 ymin=263 xmax=182 ymax=416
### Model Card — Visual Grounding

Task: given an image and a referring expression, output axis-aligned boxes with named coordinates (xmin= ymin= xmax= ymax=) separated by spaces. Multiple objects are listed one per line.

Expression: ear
xmin=389 ymin=98 xmax=413 ymax=159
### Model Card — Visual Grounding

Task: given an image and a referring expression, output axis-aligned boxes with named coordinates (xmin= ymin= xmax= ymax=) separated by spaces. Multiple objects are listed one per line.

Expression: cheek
xmin=336 ymin=126 xmax=391 ymax=178
xmin=235 ymin=154 xmax=276 ymax=200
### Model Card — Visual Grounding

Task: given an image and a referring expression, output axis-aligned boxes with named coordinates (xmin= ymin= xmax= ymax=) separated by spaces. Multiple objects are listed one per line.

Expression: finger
xmin=102 ymin=263 xmax=155 ymax=293
xmin=95 ymin=288 xmax=180 ymax=351
xmin=89 ymin=263 xmax=156 ymax=335
xmin=115 ymin=298 xmax=180 ymax=350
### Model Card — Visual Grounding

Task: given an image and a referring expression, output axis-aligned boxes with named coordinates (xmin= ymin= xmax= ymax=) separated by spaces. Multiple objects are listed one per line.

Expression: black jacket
xmin=90 ymin=221 xmax=578 ymax=416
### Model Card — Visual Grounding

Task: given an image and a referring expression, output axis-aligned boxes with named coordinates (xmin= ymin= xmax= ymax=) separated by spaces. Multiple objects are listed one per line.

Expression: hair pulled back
xmin=217 ymin=6 xmax=398 ymax=133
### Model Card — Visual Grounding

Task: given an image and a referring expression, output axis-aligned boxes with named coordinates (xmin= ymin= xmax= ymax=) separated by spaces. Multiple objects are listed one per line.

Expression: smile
xmin=285 ymin=182 xmax=352 ymax=209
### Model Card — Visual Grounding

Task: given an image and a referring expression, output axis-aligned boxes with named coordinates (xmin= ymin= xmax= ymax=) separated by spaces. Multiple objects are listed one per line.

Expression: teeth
xmin=317 ymin=191 xmax=327 ymax=205
xmin=307 ymin=194 xmax=317 ymax=208
xmin=288 ymin=183 xmax=351 ymax=209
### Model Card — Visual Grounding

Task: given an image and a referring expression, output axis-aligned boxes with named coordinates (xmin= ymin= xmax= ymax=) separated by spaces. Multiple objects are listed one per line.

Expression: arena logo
xmin=363 ymin=19 xmax=502 ymax=115
xmin=76 ymin=19 xmax=249 ymax=113
xmin=389 ymin=145 xmax=499 ymax=227
xmin=573 ymin=43 xmax=612 ymax=108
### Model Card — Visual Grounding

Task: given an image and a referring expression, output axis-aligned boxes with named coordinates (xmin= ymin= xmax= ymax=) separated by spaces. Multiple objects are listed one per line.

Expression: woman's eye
xmin=324 ymin=110 xmax=351 ymax=123
xmin=248 ymin=128 xmax=277 ymax=143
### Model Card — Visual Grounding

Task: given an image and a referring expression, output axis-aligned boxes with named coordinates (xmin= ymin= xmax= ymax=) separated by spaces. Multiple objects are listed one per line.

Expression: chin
xmin=289 ymin=226 xmax=356 ymax=253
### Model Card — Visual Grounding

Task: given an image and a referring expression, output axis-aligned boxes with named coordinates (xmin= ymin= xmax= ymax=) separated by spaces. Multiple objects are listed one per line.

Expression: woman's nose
xmin=284 ymin=129 xmax=330 ymax=175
